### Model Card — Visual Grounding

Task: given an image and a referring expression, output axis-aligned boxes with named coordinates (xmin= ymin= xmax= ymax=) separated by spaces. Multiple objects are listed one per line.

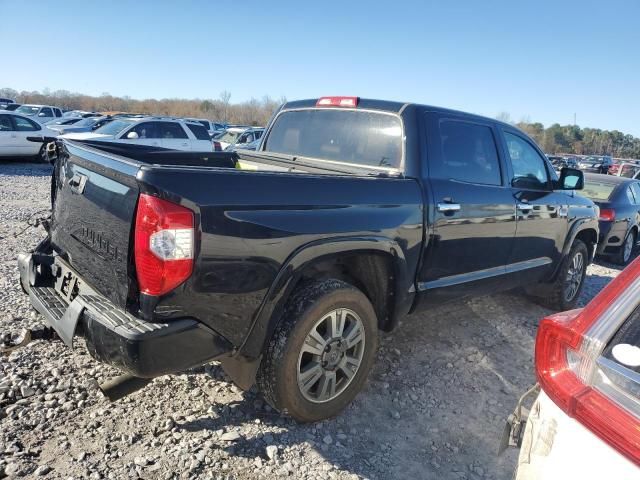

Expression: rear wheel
xmin=614 ymin=230 xmax=636 ymax=266
xmin=256 ymin=279 xmax=378 ymax=422
xmin=537 ymin=240 xmax=588 ymax=311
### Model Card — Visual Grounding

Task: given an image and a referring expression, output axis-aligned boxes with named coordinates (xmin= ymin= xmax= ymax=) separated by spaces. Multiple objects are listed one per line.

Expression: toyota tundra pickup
xmin=18 ymin=97 xmax=599 ymax=422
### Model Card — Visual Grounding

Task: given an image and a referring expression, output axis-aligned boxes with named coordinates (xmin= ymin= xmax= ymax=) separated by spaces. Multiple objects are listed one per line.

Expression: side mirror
xmin=556 ymin=167 xmax=584 ymax=190
xmin=38 ymin=112 xmax=46 ymax=117
xmin=126 ymin=131 xmax=139 ymax=139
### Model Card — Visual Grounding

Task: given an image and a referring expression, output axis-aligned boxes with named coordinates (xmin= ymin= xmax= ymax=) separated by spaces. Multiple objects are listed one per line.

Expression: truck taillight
xmin=134 ymin=194 xmax=194 ymax=296
xmin=535 ymin=257 xmax=640 ymax=466
xmin=212 ymin=141 xmax=222 ymax=151
xmin=316 ymin=96 xmax=359 ymax=107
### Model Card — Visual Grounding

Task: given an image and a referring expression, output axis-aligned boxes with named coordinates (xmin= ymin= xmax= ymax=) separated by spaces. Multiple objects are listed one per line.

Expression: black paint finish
xmin=36 ymin=99 xmax=600 ymax=369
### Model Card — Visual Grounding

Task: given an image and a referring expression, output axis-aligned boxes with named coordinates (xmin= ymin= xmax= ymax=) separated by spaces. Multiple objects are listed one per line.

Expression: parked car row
xmin=0 ymin=104 xmax=267 ymax=159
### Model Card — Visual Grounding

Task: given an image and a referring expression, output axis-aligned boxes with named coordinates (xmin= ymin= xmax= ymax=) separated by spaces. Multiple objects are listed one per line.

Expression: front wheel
xmin=539 ymin=240 xmax=589 ymax=311
xmin=256 ymin=279 xmax=378 ymax=422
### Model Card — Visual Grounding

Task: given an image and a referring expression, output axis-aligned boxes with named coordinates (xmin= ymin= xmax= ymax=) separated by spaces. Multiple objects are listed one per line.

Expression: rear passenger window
xmin=631 ymin=183 xmax=640 ymax=204
xmin=0 ymin=116 xmax=13 ymax=131
xmin=186 ymin=123 xmax=211 ymax=140
xmin=435 ymin=120 xmax=502 ymax=186
xmin=160 ymin=122 xmax=188 ymax=139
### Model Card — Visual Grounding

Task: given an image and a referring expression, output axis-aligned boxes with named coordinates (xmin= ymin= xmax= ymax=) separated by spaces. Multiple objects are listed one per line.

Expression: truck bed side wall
xmin=136 ymin=166 xmax=424 ymax=350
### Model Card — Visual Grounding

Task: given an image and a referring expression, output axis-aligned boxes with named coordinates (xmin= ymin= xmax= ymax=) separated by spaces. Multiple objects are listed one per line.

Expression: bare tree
xmin=220 ymin=90 xmax=231 ymax=122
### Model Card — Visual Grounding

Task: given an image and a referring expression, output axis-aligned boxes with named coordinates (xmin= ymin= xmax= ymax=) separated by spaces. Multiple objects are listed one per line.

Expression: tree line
xmin=0 ymin=87 xmax=285 ymax=126
xmin=2 ymin=87 xmax=639 ymax=158
xmin=496 ymin=112 xmax=640 ymax=159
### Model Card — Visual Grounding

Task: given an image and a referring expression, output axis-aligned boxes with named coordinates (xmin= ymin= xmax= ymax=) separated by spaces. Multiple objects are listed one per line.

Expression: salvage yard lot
xmin=0 ymin=161 xmax=627 ymax=480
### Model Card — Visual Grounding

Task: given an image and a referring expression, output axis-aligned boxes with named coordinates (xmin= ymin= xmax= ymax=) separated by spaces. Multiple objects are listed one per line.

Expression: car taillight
xmin=212 ymin=141 xmax=222 ymax=151
xmin=134 ymin=193 xmax=194 ymax=296
xmin=535 ymin=257 xmax=640 ymax=466
xmin=316 ymin=96 xmax=359 ymax=107
xmin=599 ymin=208 xmax=616 ymax=221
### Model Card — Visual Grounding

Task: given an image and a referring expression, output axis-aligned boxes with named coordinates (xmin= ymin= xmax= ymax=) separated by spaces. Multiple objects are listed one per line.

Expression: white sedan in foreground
xmin=513 ymin=257 xmax=640 ymax=479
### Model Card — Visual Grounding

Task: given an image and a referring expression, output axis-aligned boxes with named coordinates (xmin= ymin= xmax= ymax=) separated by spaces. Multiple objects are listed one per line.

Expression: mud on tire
xmin=256 ymin=279 xmax=378 ymax=422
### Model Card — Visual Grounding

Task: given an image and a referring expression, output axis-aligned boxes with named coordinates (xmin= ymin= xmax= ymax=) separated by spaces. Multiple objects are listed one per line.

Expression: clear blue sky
xmin=2 ymin=0 xmax=639 ymax=135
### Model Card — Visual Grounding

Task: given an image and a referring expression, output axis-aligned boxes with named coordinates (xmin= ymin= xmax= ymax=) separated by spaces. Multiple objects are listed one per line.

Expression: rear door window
xmin=433 ymin=120 xmax=502 ymax=186
xmin=186 ymin=123 xmax=211 ymax=140
xmin=0 ymin=116 xmax=13 ymax=131
xmin=264 ymin=109 xmax=403 ymax=169
xmin=631 ymin=183 xmax=640 ymax=205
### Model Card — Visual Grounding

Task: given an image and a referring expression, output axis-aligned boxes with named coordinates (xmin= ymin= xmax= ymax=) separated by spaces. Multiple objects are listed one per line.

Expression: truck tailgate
xmin=50 ymin=141 xmax=140 ymax=308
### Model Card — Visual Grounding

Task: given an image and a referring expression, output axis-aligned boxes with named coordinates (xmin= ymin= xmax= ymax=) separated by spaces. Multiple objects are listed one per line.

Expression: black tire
xmin=539 ymin=240 xmax=589 ymax=311
xmin=613 ymin=230 xmax=636 ymax=266
xmin=256 ymin=279 xmax=378 ymax=422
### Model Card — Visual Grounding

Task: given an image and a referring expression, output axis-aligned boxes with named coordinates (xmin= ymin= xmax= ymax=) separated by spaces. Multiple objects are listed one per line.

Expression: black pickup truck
xmin=18 ymin=97 xmax=598 ymax=422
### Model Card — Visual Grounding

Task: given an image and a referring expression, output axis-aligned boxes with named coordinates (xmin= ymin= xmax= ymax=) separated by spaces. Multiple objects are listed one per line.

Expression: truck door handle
xmin=517 ymin=203 xmax=534 ymax=212
xmin=437 ymin=203 xmax=461 ymax=212
xmin=181 ymin=143 xmax=188 ymax=147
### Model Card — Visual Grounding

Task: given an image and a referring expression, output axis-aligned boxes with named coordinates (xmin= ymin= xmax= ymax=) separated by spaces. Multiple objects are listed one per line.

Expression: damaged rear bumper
xmin=17 ymin=252 xmax=232 ymax=377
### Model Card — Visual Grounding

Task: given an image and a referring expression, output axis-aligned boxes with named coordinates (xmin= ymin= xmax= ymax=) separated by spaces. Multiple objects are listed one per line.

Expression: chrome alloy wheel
xmin=296 ymin=308 xmax=365 ymax=403
xmin=565 ymin=251 xmax=585 ymax=301
xmin=623 ymin=233 xmax=634 ymax=263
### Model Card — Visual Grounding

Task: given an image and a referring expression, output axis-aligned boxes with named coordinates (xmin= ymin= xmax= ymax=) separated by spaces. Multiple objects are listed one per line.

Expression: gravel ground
xmin=0 ymin=161 xmax=631 ymax=479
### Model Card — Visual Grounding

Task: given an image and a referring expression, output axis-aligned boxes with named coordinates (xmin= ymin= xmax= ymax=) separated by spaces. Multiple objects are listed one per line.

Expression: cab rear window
xmin=264 ymin=109 xmax=402 ymax=169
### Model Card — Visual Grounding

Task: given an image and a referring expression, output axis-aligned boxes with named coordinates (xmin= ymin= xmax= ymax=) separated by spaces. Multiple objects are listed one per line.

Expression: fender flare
xmin=551 ymin=219 xmax=598 ymax=280
xmin=236 ymin=235 xmax=412 ymax=360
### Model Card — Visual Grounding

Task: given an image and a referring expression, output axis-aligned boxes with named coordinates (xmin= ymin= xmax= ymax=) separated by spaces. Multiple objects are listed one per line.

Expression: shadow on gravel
xmin=169 ymin=264 xmax=623 ymax=479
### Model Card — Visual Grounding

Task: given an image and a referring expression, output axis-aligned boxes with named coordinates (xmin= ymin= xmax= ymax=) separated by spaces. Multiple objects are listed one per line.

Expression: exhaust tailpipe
xmin=99 ymin=374 xmax=151 ymax=402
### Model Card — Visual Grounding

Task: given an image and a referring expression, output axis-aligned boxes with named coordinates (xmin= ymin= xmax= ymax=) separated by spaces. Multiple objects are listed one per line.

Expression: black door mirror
xmin=556 ymin=167 xmax=584 ymax=190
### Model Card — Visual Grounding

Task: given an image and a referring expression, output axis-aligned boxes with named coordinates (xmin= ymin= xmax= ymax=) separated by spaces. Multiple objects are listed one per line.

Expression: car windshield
xmin=15 ymin=106 xmax=40 ymax=116
xmin=217 ymin=131 xmax=241 ymax=143
xmin=582 ymin=180 xmax=617 ymax=201
xmin=94 ymin=119 xmax=134 ymax=135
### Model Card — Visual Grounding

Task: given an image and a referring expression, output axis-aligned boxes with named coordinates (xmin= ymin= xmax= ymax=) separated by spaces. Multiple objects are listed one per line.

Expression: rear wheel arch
xmin=238 ymin=238 xmax=411 ymax=360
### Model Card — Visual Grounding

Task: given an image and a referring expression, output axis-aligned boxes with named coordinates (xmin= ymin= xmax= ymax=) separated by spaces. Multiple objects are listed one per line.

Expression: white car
xmin=60 ymin=117 xmax=214 ymax=151
xmin=14 ymin=104 xmax=63 ymax=124
xmin=215 ymin=127 xmax=265 ymax=150
xmin=513 ymin=258 xmax=640 ymax=479
xmin=0 ymin=111 xmax=58 ymax=159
